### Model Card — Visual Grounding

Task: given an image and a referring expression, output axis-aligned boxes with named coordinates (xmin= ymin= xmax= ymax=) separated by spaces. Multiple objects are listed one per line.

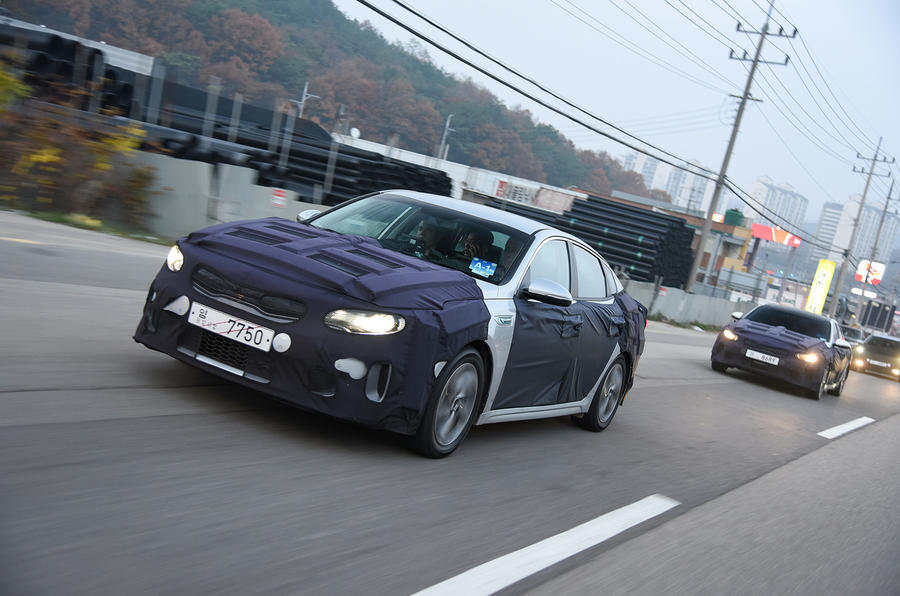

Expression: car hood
xmin=731 ymin=319 xmax=826 ymax=352
xmin=183 ymin=218 xmax=484 ymax=309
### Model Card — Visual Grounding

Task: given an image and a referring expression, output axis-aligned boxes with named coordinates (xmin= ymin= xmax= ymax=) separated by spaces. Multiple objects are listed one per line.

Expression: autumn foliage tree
xmin=6 ymin=0 xmax=655 ymax=197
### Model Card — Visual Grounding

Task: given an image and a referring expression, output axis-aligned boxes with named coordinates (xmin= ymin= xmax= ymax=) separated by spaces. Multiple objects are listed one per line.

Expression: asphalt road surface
xmin=2 ymin=212 xmax=899 ymax=595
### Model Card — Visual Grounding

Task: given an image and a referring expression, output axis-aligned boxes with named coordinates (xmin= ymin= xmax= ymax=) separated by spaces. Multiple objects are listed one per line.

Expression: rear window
xmin=744 ymin=305 xmax=831 ymax=341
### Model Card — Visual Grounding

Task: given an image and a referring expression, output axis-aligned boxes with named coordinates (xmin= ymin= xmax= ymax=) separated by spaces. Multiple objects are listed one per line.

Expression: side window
xmin=524 ymin=239 xmax=570 ymax=290
xmin=572 ymin=245 xmax=609 ymax=298
xmin=603 ymin=262 xmax=622 ymax=294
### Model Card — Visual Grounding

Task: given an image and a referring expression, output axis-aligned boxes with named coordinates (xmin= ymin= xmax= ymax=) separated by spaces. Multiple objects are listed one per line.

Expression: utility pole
xmin=827 ymin=137 xmax=894 ymax=316
xmin=435 ymin=114 xmax=454 ymax=161
xmin=686 ymin=0 xmax=795 ymax=292
xmin=279 ymin=82 xmax=319 ymax=168
xmin=853 ymin=178 xmax=895 ymax=323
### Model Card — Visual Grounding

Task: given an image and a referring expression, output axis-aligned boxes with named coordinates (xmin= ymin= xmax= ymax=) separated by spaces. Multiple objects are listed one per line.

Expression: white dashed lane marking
xmin=818 ymin=416 xmax=875 ymax=439
xmin=411 ymin=494 xmax=680 ymax=596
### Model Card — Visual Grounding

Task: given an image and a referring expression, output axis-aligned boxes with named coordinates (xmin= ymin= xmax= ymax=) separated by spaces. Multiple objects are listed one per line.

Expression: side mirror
xmin=731 ymin=311 xmax=744 ymax=320
xmin=834 ymin=339 xmax=851 ymax=350
xmin=296 ymin=209 xmax=321 ymax=223
xmin=521 ymin=278 xmax=574 ymax=307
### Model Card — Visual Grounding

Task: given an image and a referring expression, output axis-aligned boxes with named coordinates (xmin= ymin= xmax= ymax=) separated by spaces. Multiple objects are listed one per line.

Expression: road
xmin=1 ymin=211 xmax=899 ymax=595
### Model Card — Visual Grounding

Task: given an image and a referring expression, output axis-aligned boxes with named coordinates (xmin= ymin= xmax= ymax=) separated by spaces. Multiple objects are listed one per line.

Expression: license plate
xmin=188 ymin=302 xmax=274 ymax=352
xmin=869 ymin=359 xmax=889 ymax=368
xmin=746 ymin=348 xmax=779 ymax=365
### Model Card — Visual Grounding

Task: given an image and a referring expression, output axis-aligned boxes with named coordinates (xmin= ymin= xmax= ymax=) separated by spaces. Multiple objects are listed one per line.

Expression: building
xmin=620 ymin=152 xmax=713 ymax=214
xmin=831 ymin=195 xmax=899 ymax=267
xmin=811 ymin=201 xmax=843 ymax=262
xmin=749 ymin=177 xmax=809 ymax=228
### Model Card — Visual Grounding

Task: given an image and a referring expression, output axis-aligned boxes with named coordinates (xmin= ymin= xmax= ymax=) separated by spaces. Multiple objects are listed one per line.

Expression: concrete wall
xmin=134 ymin=152 xmax=326 ymax=240
xmin=624 ymin=279 xmax=759 ymax=327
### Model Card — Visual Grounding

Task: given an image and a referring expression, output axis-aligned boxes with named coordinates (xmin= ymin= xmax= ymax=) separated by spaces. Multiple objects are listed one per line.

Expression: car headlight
xmin=722 ymin=329 xmax=738 ymax=341
xmin=854 ymin=358 xmax=866 ymax=368
xmin=855 ymin=345 xmax=864 ymax=354
xmin=166 ymin=244 xmax=184 ymax=272
xmin=893 ymin=369 xmax=900 ymax=376
xmin=796 ymin=352 xmax=819 ymax=364
xmin=324 ymin=310 xmax=406 ymax=335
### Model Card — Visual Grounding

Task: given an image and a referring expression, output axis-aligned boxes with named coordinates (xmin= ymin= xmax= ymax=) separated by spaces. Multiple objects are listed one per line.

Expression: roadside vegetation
xmin=8 ymin=0 xmax=662 ymax=199
xmin=0 ymin=60 xmax=156 ymax=234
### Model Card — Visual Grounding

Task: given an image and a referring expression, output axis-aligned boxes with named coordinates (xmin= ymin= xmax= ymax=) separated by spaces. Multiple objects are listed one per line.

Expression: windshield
xmin=841 ymin=327 xmax=864 ymax=341
xmin=744 ymin=305 xmax=831 ymax=341
xmin=310 ymin=195 xmax=531 ymax=285
xmin=863 ymin=337 xmax=900 ymax=356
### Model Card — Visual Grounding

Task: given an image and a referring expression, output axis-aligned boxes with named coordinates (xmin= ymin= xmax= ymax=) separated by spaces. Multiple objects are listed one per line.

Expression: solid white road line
xmin=411 ymin=494 xmax=680 ymax=596
xmin=817 ymin=416 xmax=875 ymax=439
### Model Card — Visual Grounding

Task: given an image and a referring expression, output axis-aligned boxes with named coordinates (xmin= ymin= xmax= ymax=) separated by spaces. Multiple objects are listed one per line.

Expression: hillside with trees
xmin=10 ymin=0 xmax=651 ymax=196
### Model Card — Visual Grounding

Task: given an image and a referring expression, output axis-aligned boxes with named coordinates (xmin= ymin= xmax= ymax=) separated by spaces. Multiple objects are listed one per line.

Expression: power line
xmin=667 ymin=0 xmax=749 ymax=54
xmin=750 ymin=66 xmax=854 ymax=165
xmin=746 ymin=1 xmax=880 ymax=154
xmin=613 ymin=103 xmax=725 ymax=127
xmin=548 ymin=0 xmax=734 ymax=94
xmin=604 ymin=0 xmax=741 ymax=91
xmin=760 ymin=62 xmax=857 ymax=153
xmin=752 ymin=101 xmax=840 ymax=203
xmin=356 ymin=0 xmax=720 ymax=180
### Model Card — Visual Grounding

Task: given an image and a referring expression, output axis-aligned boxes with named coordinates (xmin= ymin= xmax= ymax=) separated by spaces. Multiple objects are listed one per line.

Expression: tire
xmin=807 ymin=370 xmax=826 ymax=400
xmin=711 ymin=360 xmax=727 ymax=373
xmin=576 ymin=356 xmax=626 ymax=432
xmin=828 ymin=367 xmax=848 ymax=396
xmin=413 ymin=347 xmax=484 ymax=458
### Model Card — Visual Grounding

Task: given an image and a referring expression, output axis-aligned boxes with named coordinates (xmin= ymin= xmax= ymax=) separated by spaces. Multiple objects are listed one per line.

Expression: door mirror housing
xmin=834 ymin=338 xmax=852 ymax=350
xmin=731 ymin=311 xmax=744 ymax=320
xmin=521 ymin=278 xmax=574 ymax=307
xmin=296 ymin=209 xmax=321 ymax=223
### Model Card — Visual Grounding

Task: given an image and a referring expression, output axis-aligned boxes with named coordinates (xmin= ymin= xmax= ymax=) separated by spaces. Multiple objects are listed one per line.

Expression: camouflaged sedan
xmin=135 ymin=190 xmax=647 ymax=457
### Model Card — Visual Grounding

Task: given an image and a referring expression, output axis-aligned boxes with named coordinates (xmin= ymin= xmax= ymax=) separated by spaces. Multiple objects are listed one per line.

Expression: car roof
xmin=375 ymin=190 xmax=557 ymax=236
xmin=866 ymin=332 xmax=900 ymax=342
xmin=754 ymin=303 xmax=832 ymax=322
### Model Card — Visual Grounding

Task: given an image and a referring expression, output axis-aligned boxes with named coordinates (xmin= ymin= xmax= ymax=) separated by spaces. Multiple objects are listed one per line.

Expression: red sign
xmin=751 ymin=223 xmax=801 ymax=247
xmin=855 ymin=260 xmax=885 ymax=285
xmin=495 ymin=180 xmax=507 ymax=198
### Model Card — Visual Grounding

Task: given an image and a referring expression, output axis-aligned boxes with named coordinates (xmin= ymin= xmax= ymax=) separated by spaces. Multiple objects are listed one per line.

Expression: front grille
xmin=198 ymin=330 xmax=249 ymax=371
xmin=192 ymin=266 xmax=306 ymax=321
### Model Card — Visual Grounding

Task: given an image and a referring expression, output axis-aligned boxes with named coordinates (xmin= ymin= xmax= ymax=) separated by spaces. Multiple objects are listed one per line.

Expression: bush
xmin=0 ymin=66 xmax=155 ymax=230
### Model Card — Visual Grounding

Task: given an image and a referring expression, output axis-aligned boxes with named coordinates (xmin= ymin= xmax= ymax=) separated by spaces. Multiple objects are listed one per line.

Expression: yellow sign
xmin=805 ymin=259 xmax=836 ymax=314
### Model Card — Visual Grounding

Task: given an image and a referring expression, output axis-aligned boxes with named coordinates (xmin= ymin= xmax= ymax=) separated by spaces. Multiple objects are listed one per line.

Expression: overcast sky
xmin=331 ymin=0 xmax=900 ymax=224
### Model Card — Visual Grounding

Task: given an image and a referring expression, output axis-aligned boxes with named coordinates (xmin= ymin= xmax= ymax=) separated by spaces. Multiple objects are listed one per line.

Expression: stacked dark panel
xmin=2 ymin=23 xmax=452 ymax=206
xmin=487 ymin=194 xmax=694 ymax=287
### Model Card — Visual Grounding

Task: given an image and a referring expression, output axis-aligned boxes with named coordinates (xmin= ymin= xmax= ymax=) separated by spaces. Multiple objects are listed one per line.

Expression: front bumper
xmin=134 ymin=269 xmax=453 ymax=435
xmin=711 ymin=337 xmax=825 ymax=392
xmin=851 ymin=356 xmax=900 ymax=380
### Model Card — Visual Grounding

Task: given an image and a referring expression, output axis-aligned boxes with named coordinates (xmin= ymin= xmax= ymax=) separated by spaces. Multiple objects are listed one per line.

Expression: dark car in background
xmin=840 ymin=324 xmax=866 ymax=349
xmin=711 ymin=304 xmax=852 ymax=399
xmin=851 ymin=333 xmax=900 ymax=380
xmin=134 ymin=190 xmax=647 ymax=457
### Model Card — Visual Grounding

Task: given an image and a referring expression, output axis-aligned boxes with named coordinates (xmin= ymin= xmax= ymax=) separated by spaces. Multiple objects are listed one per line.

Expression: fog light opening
xmin=365 ymin=363 xmax=392 ymax=403
xmin=162 ymin=295 xmax=190 ymax=316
